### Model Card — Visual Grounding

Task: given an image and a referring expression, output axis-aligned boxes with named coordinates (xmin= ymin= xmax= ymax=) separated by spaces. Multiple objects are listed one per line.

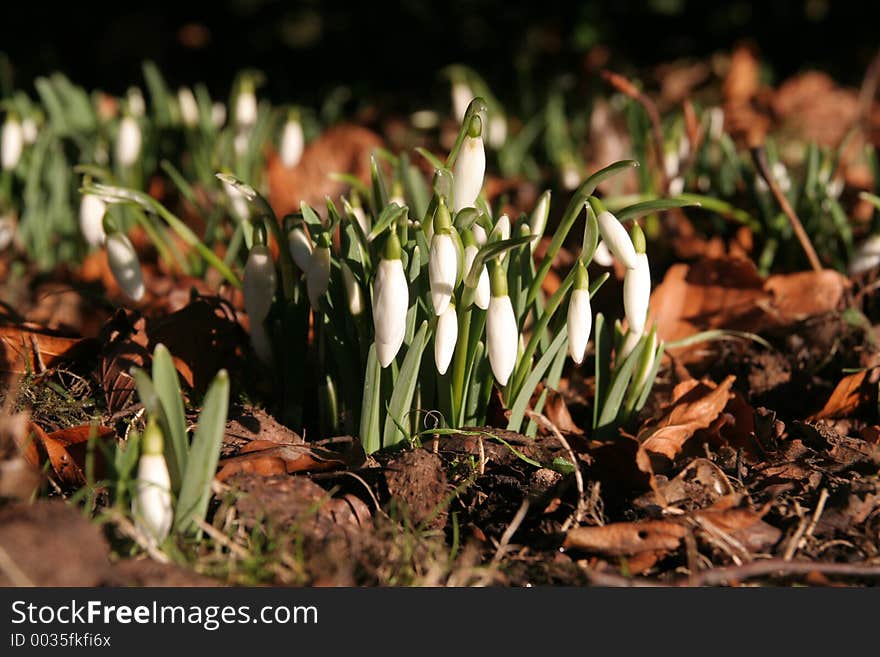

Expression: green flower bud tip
xmin=317 ymin=231 xmax=332 ymax=248
xmin=383 ymin=229 xmax=402 ymax=260
xmin=461 ymin=227 xmax=477 ymax=248
xmin=587 ymin=196 xmax=606 ymax=216
xmin=631 ymin=222 xmax=646 ymax=254
xmin=489 ymin=259 xmax=507 ymax=297
xmin=574 ymin=259 xmax=590 ymax=290
xmin=433 ymin=198 xmax=453 ymax=233
xmin=467 ymin=114 xmax=483 ymax=139
xmin=142 ymin=417 xmax=164 ymax=456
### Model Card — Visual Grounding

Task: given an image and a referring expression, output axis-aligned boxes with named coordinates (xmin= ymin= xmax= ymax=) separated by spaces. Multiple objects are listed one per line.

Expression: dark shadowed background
xmin=1 ymin=1 xmax=877 ymax=105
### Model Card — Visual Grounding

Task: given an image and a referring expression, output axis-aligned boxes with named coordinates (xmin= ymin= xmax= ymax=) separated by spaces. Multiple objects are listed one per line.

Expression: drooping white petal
xmin=288 ymin=227 xmax=313 ymax=272
xmin=352 ymin=205 xmax=370 ymax=237
xmin=592 ymin=240 xmax=614 ymax=267
xmin=133 ymin=454 xmax=172 ymax=544
xmin=127 ymin=87 xmax=146 ymax=117
xmin=115 ymin=116 xmax=142 ymax=167
xmin=21 ymin=118 xmax=37 ymax=145
xmin=235 ymin=89 xmax=257 ymax=127
xmin=178 ymin=87 xmax=199 ymax=127
xmin=567 ymin=288 xmax=592 ymax=365
xmin=623 ymin=252 xmax=651 ymax=334
xmin=280 ymin=119 xmax=304 ymax=168
xmin=472 ymin=223 xmax=488 ymax=246
xmin=1 ymin=118 xmax=23 ymax=170
xmin=341 ymin=262 xmax=365 ymax=316
xmin=211 ymin=102 xmax=227 ymax=128
xmin=487 ymin=295 xmax=518 ymax=385
xmin=597 ymin=210 xmax=637 ymax=269
xmin=464 ymin=245 xmax=490 ymax=310
xmin=451 ymin=82 xmax=473 ymax=123
xmin=434 ymin=304 xmax=458 ymax=375
xmin=429 ymin=232 xmax=458 ymax=315
xmin=243 ymin=245 xmax=277 ymax=324
xmin=373 ymin=258 xmax=409 ymax=367
xmin=452 ymin=135 xmax=485 ymax=212
xmin=80 ymin=195 xmax=107 ymax=247
xmin=106 ymin=233 xmax=144 ymax=301
xmin=487 ymin=114 xmax=507 ymax=149
xmin=306 ymin=245 xmax=331 ymax=310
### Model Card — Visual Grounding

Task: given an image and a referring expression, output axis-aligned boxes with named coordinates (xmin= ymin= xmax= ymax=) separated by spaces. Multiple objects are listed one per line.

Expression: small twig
xmin=193 ymin=518 xmax=250 ymax=559
xmin=525 ymin=410 xmax=585 ymax=532
xmin=491 ymin=499 xmax=530 ymax=565
xmin=804 ymin=488 xmax=830 ymax=541
xmin=783 ymin=500 xmax=809 ymax=561
xmin=602 ymin=70 xmax=669 ymax=192
xmin=751 ymin=145 xmax=822 ymax=272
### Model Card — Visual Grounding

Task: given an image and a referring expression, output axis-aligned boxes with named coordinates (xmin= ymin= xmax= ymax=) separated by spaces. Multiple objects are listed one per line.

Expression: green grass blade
xmin=506 ymin=329 xmax=568 ymax=432
xmin=151 ymin=344 xmax=189 ymax=486
xmin=360 ymin=344 xmax=383 ymax=454
xmin=382 ymin=321 xmax=429 ymax=448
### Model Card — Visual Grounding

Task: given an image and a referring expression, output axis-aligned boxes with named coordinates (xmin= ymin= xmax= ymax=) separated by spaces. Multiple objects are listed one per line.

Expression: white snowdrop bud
xmin=21 ymin=117 xmax=37 ymax=145
xmin=451 ymin=81 xmax=474 ymax=123
xmin=464 ymin=240 xmax=490 ymax=310
xmin=307 ymin=234 xmax=332 ymax=311
xmin=529 ymin=191 xmax=551 ymax=252
xmin=567 ymin=261 xmax=592 ymax=365
xmin=243 ymin=243 xmax=277 ymax=324
xmin=593 ymin=240 xmax=614 ymax=267
xmin=668 ymin=176 xmax=685 ymax=196
xmin=562 ymin=163 xmax=580 ymax=191
xmin=486 ymin=264 xmax=519 ymax=386
xmin=280 ymin=116 xmax=304 ymax=168
xmin=488 ymin=113 xmax=507 ymax=149
xmin=623 ymin=224 xmax=650 ymax=334
xmin=428 ymin=201 xmax=458 ymax=315
xmin=106 ymin=232 xmax=144 ymax=301
xmin=233 ymin=128 xmax=249 ymax=157
xmin=590 ymin=198 xmax=637 ymax=269
xmin=490 ymin=213 xmax=511 ymax=263
xmin=235 ymin=82 xmax=258 ymax=127
xmin=178 ymin=87 xmax=199 ymax=127
xmin=435 ymin=303 xmax=458 ymax=375
xmin=373 ymin=232 xmax=409 ymax=368
xmin=127 ymin=87 xmax=146 ymax=118
xmin=211 ymin=102 xmax=227 ymax=128
xmin=664 ymin=150 xmax=680 ymax=180
xmin=341 ymin=262 xmax=365 ymax=316
xmin=452 ymin=116 xmax=486 ymax=212
xmin=115 ymin=116 xmax=142 ymax=167
xmin=472 ymin=222 xmax=488 ymax=246
xmin=80 ymin=194 xmax=107 ymax=247
xmin=132 ymin=419 xmax=172 ymax=545
xmin=1 ymin=116 xmax=23 ymax=170
xmin=352 ymin=203 xmax=370 ymax=238
xmin=288 ymin=227 xmax=313 ymax=272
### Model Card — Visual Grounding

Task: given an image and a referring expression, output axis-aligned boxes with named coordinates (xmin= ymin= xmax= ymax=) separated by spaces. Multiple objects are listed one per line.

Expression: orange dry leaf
xmin=809 ymin=370 xmax=875 ymax=421
xmin=563 ymin=519 xmax=688 ymax=556
xmin=0 ymin=323 xmax=92 ymax=375
xmin=17 ymin=423 xmax=115 ymax=488
xmin=638 ymin=376 xmax=736 ymax=461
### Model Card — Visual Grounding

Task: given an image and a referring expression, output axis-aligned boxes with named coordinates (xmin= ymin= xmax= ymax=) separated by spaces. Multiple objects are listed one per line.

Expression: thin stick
xmin=491 ymin=499 xmax=530 ymax=565
xmin=601 ymin=70 xmax=669 ymax=192
xmin=751 ymin=146 xmax=822 ymax=272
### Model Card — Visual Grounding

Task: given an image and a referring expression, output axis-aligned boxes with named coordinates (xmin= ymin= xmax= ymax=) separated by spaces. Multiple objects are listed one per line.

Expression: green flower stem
xmin=450 ymin=305 xmax=472 ymax=426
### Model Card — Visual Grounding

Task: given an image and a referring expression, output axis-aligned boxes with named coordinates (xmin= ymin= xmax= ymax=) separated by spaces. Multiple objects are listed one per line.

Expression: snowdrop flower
xmin=235 ymin=79 xmax=258 ymax=127
xmin=80 ymin=194 xmax=107 ymax=247
xmin=243 ymin=238 xmax=277 ymax=363
xmin=373 ymin=231 xmax=409 ymax=367
xmin=451 ymin=80 xmax=474 ymax=123
xmin=429 ymin=200 xmax=459 ymax=315
xmin=668 ymin=176 xmax=685 ymax=196
xmin=755 ymin=161 xmax=790 ymax=194
xmin=21 ymin=117 xmax=37 ymax=144
xmin=562 ymin=162 xmax=581 ymax=191
xmin=288 ymin=226 xmax=313 ymax=272
xmin=233 ymin=128 xmax=249 ymax=157
xmin=589 ymin=197 xmax=637 ymax=269
xmin=211 ymin=102 xmax=227 ymax=128
xmin=307 ymin=233 xmax=332 ymax=311
xmin=223 ymin=179 xmax=250 ymax=220
xmin=280 ymin=113 xmax=304 ymax=168
xmin=567 ymin=260 xmax=592 ymax=365
xmin=106 ymin=231 xmax=144 ymax=301
xmin=115 ymin=116 xmax=142 ymax=167
xmin=623 ymin=223 xmax=651 ymax=334
xmin=486 ymin=262 xmax=519 ymax=386
xmin=463 ymin=229 xmax=490 ymax=310
xmin=452 ymin=115 xmax=485 ymax=212
xmin=341 ymin=261 xmax=365 ymax=316
xmin=619 ymin=327 xmax=642 ymax=360
xmin=593 ymin=240 xmax=614 ymax=267
xmin=1 ymin=115 xmax=23 ymax=170
xmin=707 ymin=107 xmax=724 ymax=141
xmin=435 ymin=302 xmax=458 ymax=375
xmin=849 ymin=235 xmax=880 ymax=275
xmin=127 ymin=87 xmax=146 ymax=118
xmin=529 ymin=191 xmax=551 ymax=252
xmin=178 ymin=87 xmax=199 ymax=128
xmin=389 ymin=182 xmax=405 ymax=208
xmin=664 ymin=149 xmax=680 ymax=180
xmin=489 ymin=213 xmax=511 ymax=262
xmin=132 ymin=418 xmax=172 ymax=545
xmin=350 ymin=194 xmax=370 ymax=237
xmin=488 ymin=113 xmax=507 ymax=149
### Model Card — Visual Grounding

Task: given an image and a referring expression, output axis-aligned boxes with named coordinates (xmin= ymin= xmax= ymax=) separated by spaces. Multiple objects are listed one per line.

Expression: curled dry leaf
xmin=17 ymin=423 xmax=115 ymax=489
xmin=809 ymin=369 xmax=877 ymax=421
xmin=563 ymin=519 xmax=688 ymax=556
xmin=216 ymin=435 xmax=366 ymax=482
xmin=0 ymin=322 xmax=93 ymax=375
xmin=638 ymin=375 xmax=736 ymax=462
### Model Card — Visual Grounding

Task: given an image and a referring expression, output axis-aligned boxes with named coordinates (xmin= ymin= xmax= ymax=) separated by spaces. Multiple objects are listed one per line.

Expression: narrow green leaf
xmin=151 ymin=344 xmax=189 ymax=487
xmin=382 ymin=321 xmax=430 ymax=448
xmin=360 ymin=344 xmax=383 ymax=454
xmin=130 ymin=368 xmax=182 ymax=492
xmin=174 ymin=370 xmax=229 ymax=535
xmin=506 ymin=329 xmax=568 ymax=432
